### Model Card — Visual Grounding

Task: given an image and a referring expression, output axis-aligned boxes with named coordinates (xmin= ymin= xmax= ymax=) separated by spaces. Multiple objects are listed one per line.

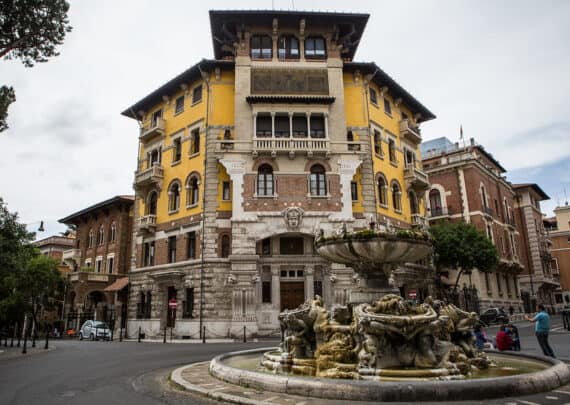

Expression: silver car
xmin=78 ymin=320 xmax=111 ymax=341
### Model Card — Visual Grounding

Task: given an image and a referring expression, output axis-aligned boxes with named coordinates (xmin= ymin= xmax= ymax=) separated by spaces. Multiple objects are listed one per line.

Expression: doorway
xmin=280 ymin=281 xmax=304 ymax=311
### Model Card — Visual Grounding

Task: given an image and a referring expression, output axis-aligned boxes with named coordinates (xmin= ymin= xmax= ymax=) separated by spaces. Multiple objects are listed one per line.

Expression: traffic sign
xmin=408 ymin=290 xmax=417 ymax=300
xmin=168 ymin=299 xmax=177 ymax=309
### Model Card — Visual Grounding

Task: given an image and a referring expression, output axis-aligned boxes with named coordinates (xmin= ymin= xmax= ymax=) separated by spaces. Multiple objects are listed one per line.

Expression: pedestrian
xmin=473 ymin=324 xmax=493 ymax=350
xmin=507 ymin=323 xmax=520 ymax=351
xmin=495 ymin=325 xmax=513 ymax=351
xmin=508 ymin=306 xmax=514 ymax=316
xmin=525 ymin=304 xmax=555 ymax=358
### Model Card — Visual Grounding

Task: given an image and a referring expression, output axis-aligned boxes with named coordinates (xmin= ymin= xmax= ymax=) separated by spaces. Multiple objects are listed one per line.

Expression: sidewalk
xmin=0 ymin=344 xmax=54 ymax=361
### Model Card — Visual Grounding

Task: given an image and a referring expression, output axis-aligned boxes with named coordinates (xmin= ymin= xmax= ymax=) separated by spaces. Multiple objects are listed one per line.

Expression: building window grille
xmin=186 ymin=231 xmax=196 ymax=259
xmin=183 ymin=288 xmax=194 ymax=318
xmin=370 ymin=88 xmax=378 ymax=105
xmin=384 ymin=97 xmax=392 ymax=115
xmin=221 ymin=234 xmax=231 ymax=258
xmin=278 ymin=35 xmax=299 ymax=59
xmin=190 ymin=129 xmax=200 ymax=154
xmin=222 ymin=181 xmax=231 ymax=201
xmin=310 ymin=164 xmax=327 ymax=196
xmin=377 ymin=175 xmax=388 ymax=206
xmin=174 ymin=95 xmax=184 ymax=114
xmin=257 ymin=164 xmax=274 ymax=196
xmin=391 ymin=181 xmax=402 ymax=212
xmin=251 ymin=35 xmax=272 ymax=59
xmin=168 ymin=235 xmax=177 ymax=263
xmin=192 ymin=85 xmax=202 ymax=104
xmin=310 ymin=114 xmax=325 ymax=138
xmin=304 ymin=37 xmax=326 ymax=59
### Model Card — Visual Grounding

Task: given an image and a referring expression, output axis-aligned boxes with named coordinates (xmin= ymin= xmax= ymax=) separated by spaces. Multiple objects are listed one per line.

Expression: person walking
xmin=525 ymin=304 xmax=555 ymax=358
xmin=495 ymin=325 xmax=513 ymax=351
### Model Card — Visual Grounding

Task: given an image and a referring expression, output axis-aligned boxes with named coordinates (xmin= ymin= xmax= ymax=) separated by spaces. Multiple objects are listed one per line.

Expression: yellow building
xmin=122 ymin=10 xmax=435 ymax=338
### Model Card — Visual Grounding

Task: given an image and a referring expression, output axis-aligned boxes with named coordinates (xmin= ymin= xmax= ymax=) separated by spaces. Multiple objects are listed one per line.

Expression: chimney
xmin=470 ymin=137 xmax=475 ymax=146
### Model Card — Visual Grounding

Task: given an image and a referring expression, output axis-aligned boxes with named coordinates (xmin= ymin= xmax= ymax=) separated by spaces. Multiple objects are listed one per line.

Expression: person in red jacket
xmin=496 ymin=325 xmax=514 ymax=351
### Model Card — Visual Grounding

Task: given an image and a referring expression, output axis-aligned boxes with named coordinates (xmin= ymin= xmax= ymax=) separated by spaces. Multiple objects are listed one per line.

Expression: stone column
xmin=305 ymin=266 xmax=314 ymax=300
xmin=324 ymin=112 xmax=329 ymax=139
xmin=306 ymin=112 xmax=311 ymax=137
xmin=289 ymin=112 xmax=293 ymax=137
xmin=252 ymin=113 xmax=257 ymax=137
xmin=330 ymin=159 xmax=362 ymax=221
xmin=271 ymin=112 xmax=275 ymax=138
xmin=271 ymin=266 xmax=281 ymax=311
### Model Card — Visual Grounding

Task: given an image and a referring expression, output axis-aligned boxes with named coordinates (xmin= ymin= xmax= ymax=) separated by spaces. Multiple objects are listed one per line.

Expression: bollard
xmin=138 ymin=326 xmax=141 ymax=343
xmin=44 ymin=325 xmax=49 ymax=350
xmin=243 ymin=325 xmax=246 ymax=343
xmin=11 ymin=323 xmax=15 ymax=347
xmin=202 ymin=326 xmax=206 ymax=344
xmin=95 ymin=326 xmax=98 ymax=341
xmin=110 ymin=327 xmax=113 ymax=342
xmin=119 ymin=325 xmax=123 ymax=342
xmin=163 ymin=326 xmax=167 ymax=343
xmin=32 ymin=331 xmax=36 ymax=348
xmin=170 ymin=327 xmax=173 ymax=343
xmin=22 ymin=330 xmax=27 ymax=354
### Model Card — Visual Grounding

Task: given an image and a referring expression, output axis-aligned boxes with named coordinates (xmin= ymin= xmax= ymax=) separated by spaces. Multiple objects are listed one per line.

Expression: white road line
xmin=553 ymin=390 xmax=570 ymax=395
xmin=517 ymin=400 xmax=542 ymax=405
xmin=545 ymin=396 xmax=559 ymax=400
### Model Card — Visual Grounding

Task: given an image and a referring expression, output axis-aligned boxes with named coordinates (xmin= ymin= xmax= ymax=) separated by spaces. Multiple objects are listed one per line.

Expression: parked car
xmin=78 ymin=320 xmax=111 ymax=341
xmin=479 ymin=308 xmax=509 ymax=326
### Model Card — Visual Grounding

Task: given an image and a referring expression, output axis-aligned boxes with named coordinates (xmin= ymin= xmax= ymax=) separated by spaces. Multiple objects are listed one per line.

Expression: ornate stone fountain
xmin=261 ymin=227 xmax=489 ymax=380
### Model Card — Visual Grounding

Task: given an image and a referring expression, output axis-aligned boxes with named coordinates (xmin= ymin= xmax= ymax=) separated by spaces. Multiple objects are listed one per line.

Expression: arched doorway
xmin=85 ymin=291 xmax=108 ymax=322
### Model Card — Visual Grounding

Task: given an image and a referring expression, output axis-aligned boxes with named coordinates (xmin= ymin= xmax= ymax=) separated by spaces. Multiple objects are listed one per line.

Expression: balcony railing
xmin=505 ymin=216 xmax=516 ymax=227
xmin=134 ymin=164 xmax=163 ymax=190
xmin=399 ymin=119 xmax=422 ymax=144
xmin=253 ymin=137 xmax=330 ymax=156
xmin=138 ymin=214 xmax=157 ymax=232
xmin=139 ymin=118 xmax=165 ymax=142
xmin=62 ymin=248 xmax=80 ymax=263
xmin=428 ymin=207 xmax=451 ymax=218
xmin=411 ymin=214 xmax=426 ymax=227
xmin=482 ymin=206 xmax=494 ymax=217
xmin=404 ymin=165 xmax=429 ymax=192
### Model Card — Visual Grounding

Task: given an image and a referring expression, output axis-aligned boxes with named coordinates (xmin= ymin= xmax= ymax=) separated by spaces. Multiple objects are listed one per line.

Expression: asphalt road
xmin=0 ymin=316 xmax=568 ymax=405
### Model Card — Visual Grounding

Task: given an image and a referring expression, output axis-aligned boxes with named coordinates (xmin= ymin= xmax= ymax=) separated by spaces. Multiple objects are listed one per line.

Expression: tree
xmin=430 ymin=221 xmax=498 ymax=290
xmin=0 ymin=0 xmax=72 ymax=132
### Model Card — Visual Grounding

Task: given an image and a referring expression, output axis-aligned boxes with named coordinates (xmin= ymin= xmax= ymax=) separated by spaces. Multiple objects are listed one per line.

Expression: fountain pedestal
xmin=349 ymin=270 xmax=399 ymax=304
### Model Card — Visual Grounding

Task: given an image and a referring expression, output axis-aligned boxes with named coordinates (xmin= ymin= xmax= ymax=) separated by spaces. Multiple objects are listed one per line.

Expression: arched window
xmin=186 ymin=176 xmax=200 ymax=207
xmin=305 ymin=36 xmax=326 ymax=59
xmin=88 ymin=229 xmax=94 ymax=248
xmin=110 ymin=222 xmax=116 ymax=243
xmin=429 ymin=189 xmax=442 ymax=216
xmin=221 ymin=234 xmax=231 ymax=258
xmin=377 ymin=175 xmax=388 ymax=206
xmin=409 ymin=190 xmax=419 ymax=214
xmin=251 ymin=34 xmax=272 ymax=59
xmin=310 ymin=164 xmax=327 ymax=196
xmin=257 ymin=164 xmax=274 ymax=196
xmin=278 ymin=35 xmax=299 ymax=59
xmin=391 ymin=181 xmax=402 ymax=212
xmin=147 ymin=191 xmax=158 ymax=215
xmin=97 ymin=226 xmax=104 ymax=245
xmin=168 ymin=182 xmax=181 ymax=212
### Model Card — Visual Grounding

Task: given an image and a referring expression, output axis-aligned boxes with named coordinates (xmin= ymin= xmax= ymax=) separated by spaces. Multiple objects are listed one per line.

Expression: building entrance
xmin=280 ymin=281 xmax=304 ymax=311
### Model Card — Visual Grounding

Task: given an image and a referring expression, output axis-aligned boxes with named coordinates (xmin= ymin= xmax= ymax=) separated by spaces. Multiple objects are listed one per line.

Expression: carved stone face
xmin=285 ymin=208 xmax=302 ymax=228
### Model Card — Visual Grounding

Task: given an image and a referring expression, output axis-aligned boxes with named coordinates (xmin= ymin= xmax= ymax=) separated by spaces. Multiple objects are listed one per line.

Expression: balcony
xmin=482 ymin=206 xmax=494 ymax=219
xmin=68 ymin=270 xmax=115 ymax=284
xmin=62 ymin=249 xmax=81 ymax=269
xmin=134 ymin=164 xmax=164 ymax=191
xmin=411 ymin=214 xmax=426 ymax=228
xmin=505 ymin=216 xmax=516 ymax=229
xmin=253 ymin=137 xmax=330 ymax=158
xmin=138 ymin=214 xmax=157 ymax=233
xmin=404 ymin=165 xmax=429 ymax=192
xmin=139 ymin=118 xmax=165 ymax=142
xmin=399 ymin=119 xmax=422 ymax=144
xmin=428 ymin=207 xmax=451 ymax=219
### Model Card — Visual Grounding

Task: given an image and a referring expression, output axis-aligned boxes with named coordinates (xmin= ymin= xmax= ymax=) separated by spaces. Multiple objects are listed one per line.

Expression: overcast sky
xmin=1 ymin=0 xmax=569 ymax=238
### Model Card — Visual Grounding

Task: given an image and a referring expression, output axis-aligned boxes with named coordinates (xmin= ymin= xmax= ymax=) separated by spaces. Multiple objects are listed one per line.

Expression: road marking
xmin=554 ymin=390 xmax=570 ymax=395
xmin=517 ymin=400 xmax=541 ymax=405
xmin=546 ymin=396 xmax=559 ymax=400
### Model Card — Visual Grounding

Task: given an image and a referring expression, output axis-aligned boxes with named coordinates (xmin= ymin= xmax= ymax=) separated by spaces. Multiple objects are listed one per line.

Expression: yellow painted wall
xmin=343 ymin=73 xmax=425 ymax=225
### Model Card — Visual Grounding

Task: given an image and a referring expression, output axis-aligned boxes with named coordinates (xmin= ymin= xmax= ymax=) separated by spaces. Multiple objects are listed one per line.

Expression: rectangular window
xmin=351 ymin=181 xmax=358 ymax=201
xmin=95 ymin=259 xmax=102 ymax=273
xmin=388 ymin=138 xmax=397 ymax=163
xmin=374 ymin=130 xmax=383 ymax=156
xmin=174 ymin=95 xmax=184 ymax=114
xmin=370 ymin=88 xmax=378 ymax=105
xmin=192 ymin=85 xmax=202 ymax=104
xmin=256 ymin=114 xmax=272 ymax=137
xmin=251 ymin=35 xmax=272 ymax=59
xmin=143 ymin=241 xmax=155 ymax=266
xmin=384 ymin=98 xmax=392 ymax=115
xmin=222 ymin=181 xmax=231 ymax=201
xmin=309 ymin=115 xmax=325 ymax=138
xmin=168 ymin=236 xmax=177 ymax=263
xmin=261 ymin=238 xmax=271 ymax=256
xmin=280 ymin=237 xmax=304 ymax=255
xmin=186 ymin=231 xmax=196 ymax=259
xmin=190 ymin=129 xmax=200 ymax=154
xmin=173 ymin=138 xmax=182 ymax=162
xmin=304 ymin=37 xmax=326 ymax=59
xmin=151 ymin=109 xmax=162 ymax=126
xmin=262 ymin=281 xmax=271 ymax=303
xmin=274 ymin=115 xmax=290 ymax=137
xmin=107 ymin=257 xmax=114 ymax=274
xmin=183 ymin=288 xmax=194 ymax=318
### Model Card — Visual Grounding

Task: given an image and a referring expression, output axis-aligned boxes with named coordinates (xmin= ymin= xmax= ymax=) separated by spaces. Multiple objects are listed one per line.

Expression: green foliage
xmin=0 ymin=86 xmax=15 ymax=132
xmin=0 ymin=0 xmax=72 ymax=132
xmin=430 ymin=221 xmax=498 ymax=273
xmin=316 ymin=228 xmax=430 ymax=244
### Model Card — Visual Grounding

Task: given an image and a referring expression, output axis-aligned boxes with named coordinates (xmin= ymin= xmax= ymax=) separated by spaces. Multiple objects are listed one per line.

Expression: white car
xmin=78 ymin=320 xmax=111 ymax=341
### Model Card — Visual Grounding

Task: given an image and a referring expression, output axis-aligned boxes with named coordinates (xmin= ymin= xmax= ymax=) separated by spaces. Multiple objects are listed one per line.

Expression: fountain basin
xmin=210 ymin=348 xmax=570 ymax=402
